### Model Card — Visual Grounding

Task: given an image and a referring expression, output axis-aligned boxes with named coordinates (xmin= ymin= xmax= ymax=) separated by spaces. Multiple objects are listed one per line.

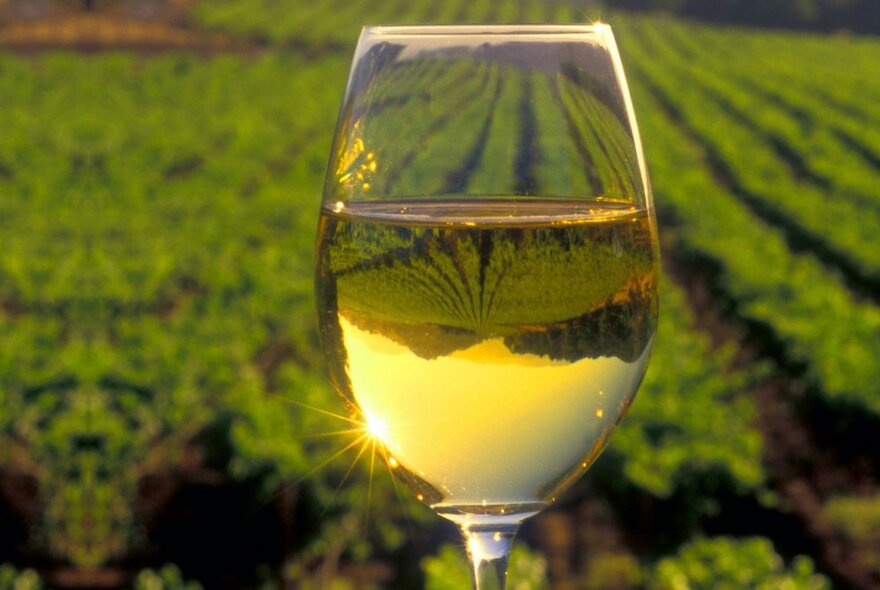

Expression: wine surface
xmin=315 ymin=199 xmax=658 ymax=517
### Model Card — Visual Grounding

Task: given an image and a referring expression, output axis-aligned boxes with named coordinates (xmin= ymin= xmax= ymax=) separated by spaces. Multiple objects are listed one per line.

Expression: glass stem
xmin=461 ymin=524 xmax=519 ymax=590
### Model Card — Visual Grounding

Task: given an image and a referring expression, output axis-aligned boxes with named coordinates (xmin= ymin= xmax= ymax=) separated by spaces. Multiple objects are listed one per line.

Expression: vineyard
xmin=0 ymin=0 xmax=878 ymax=588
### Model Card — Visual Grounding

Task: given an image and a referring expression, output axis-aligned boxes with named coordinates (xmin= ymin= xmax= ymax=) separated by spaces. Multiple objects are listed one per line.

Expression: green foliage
xmin=648 ymin=537 xmax=830 ymax=590
xmin=619 ymin=18 xmax=880 ymax=417
xmin=132 ymin=565 xmax=202 ymax=590
xmin=192 ymin=0 xmax=597 ymax=46
xmin=580 ymin=551 xmax=643 ymax=590
xmin=614 ymin=278 xmax=765 ymax=498
xmin=823 ymin=495 xmax=880 ymax=570
xmin=661 ymin=19 xmax=880 ymax=208
xmin=824 ymin=494 xmax=880 ymax=541
xmin=0 ymin=49 xmax=404 ymax=571
xmin=0 ymin=566 xmax=41 ymax=590
xmin=628 ymin=19 xmax=880 ymax=285
xmin=422 ymin=543 xmax=549 ymax=590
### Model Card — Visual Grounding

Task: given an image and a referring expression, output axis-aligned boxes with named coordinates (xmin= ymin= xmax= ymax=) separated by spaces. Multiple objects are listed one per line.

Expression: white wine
xmin=316 ymin=199 xmax=658 ymax=520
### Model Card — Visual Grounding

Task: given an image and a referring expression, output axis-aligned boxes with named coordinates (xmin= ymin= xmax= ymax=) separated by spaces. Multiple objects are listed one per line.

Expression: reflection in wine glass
xmin=316 ymin=25 xmax=657 ymax=589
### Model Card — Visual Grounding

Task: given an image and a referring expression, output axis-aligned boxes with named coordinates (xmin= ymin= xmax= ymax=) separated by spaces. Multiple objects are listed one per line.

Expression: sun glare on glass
xmin=364 ymin=412 xmax=390 ymax=445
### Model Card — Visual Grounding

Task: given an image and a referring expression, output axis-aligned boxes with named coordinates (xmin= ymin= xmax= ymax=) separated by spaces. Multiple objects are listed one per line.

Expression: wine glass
xmin=315 ymin=24 xmax=657 ymax=589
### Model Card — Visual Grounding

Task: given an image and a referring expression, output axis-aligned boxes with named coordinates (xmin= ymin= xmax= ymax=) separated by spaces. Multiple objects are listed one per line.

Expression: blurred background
xmin=0 ymin=0 xmax=878 ymax=588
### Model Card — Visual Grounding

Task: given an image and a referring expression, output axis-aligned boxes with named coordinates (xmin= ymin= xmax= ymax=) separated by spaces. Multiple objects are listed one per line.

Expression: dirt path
xmin=0 ymin=0 xmax=259 ymax=53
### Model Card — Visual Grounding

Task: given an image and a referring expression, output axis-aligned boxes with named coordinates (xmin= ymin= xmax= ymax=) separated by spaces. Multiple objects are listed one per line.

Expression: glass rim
xmin=362 ymin=23 xmax=614 ymax=37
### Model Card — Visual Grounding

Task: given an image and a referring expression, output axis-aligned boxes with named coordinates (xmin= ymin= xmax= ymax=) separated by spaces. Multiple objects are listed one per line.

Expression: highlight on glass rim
xmin=0 ymin=0 xmax=877 ymax=589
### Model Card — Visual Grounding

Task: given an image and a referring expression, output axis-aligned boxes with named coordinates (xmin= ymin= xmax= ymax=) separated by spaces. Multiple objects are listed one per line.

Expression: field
xmin=0 ymin=1 xmax=878 ymax=588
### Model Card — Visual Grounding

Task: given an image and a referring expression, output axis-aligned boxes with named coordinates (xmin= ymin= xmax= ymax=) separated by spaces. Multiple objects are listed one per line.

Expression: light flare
xmin=263 ymin=392 xmax=417 ymax=534
xmin=365 ymin=411 xmax=390 ymax=444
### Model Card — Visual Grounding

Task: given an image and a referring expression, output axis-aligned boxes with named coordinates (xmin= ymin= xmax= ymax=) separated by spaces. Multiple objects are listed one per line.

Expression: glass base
xmin=433 ymin=501 xmax=547 ymax=528
xmin=434 ymin=503 xmax=548 ymax=588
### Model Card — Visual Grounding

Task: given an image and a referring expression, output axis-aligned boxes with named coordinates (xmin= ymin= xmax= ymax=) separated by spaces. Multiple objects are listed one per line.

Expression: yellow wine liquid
xmin=316 ymin=199 xmax=658 ymax=518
